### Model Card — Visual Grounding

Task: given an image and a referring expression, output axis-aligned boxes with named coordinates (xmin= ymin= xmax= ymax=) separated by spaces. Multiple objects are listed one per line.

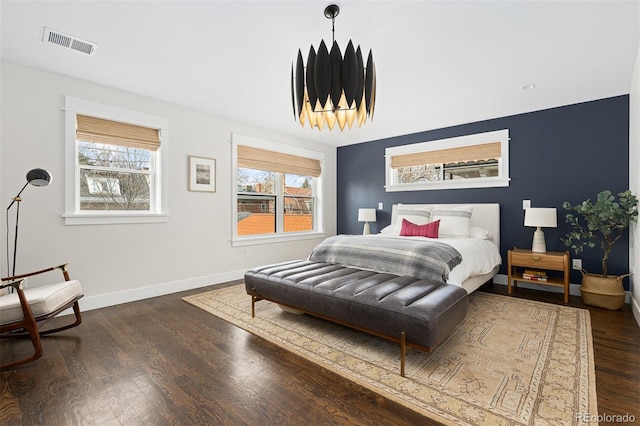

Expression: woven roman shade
xmin=76 ymin=115 xmax=160 ymax=151
xmin=237 ymin=145 xmax=321 ymax=177
xmin=391 ymin=142 xmax=501 ymax=169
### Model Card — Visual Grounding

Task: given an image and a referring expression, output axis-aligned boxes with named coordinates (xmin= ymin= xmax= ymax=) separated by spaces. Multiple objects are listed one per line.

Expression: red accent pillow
xmin=400 ymin=218 xmax=440 ymax=238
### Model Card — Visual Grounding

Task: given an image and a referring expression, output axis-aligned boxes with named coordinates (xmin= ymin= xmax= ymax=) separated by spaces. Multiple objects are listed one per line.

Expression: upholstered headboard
xmin=390 ymin=203 xmax=500 ymax=248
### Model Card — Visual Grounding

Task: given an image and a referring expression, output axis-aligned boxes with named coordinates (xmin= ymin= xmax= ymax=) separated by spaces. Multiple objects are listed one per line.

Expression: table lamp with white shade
xmin=524 ymin=207 xmax=557 ymax=253
xmin=358 ymin=208 xmax=376 ymax=235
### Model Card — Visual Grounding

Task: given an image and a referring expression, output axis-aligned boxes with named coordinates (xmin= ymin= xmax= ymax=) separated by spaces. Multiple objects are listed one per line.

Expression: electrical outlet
xmin=245 ymin=248 xmax=251 ymax=257
xmin=523 ymin=199 xmax=531 ymax=210
xmin=378 ymin=202 xmax=383 ymax=210
xmin=572 ymin=259 xmax=582 ymax=270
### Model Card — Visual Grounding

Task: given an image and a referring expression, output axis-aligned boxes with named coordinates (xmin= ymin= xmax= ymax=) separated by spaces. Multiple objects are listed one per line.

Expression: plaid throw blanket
xmin=308 ymin=235 xmax=462 ymax=283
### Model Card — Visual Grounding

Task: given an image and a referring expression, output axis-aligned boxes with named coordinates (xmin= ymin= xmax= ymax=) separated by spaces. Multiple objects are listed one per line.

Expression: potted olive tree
xmin=562 ymin=190 xmax=638 ymax=309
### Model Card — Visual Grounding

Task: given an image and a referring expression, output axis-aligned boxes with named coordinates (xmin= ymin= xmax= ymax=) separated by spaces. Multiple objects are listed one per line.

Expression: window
xmin=232 ymin=134 xmax=325 ymax=245
xmin=76 ymin=115 xmax=157 ymax=211
xmin=64 ymin=96 xmax=169 ymax=225
xmin=385 ymin=129 xmax=509 ymax=191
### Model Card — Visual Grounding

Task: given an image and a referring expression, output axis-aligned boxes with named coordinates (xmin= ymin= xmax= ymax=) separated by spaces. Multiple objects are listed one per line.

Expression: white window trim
xmin=231 ymin=133 xmax=325 ymax=247
xmin=63 ymin=96 xmax=170 ymax=225
xmin=385 ymin=129 xmax=510 ymax=192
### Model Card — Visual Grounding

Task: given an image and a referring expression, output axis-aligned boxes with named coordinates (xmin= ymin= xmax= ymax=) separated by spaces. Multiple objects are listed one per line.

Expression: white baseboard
xmin=63 ymin=271 xmax=637 ymax=317
xmin=632 ymin=296 xmax=640 ymax=328
xmin=63 ymin=269 xmax=246 ymax=315
xmin=492 ymin=273 xmax=582 ymax=297
xmin=493 ymin=273 xmax=633 ymax=304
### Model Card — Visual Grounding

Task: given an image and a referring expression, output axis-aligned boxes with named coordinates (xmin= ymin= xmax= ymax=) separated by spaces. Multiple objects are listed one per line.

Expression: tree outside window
xmin=78 ymin=141 xmax=152 ymax=210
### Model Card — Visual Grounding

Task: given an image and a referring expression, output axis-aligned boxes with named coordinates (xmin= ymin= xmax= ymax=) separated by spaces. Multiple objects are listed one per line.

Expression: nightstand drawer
xmin=509 ymin=251 xmax=565 ymax=270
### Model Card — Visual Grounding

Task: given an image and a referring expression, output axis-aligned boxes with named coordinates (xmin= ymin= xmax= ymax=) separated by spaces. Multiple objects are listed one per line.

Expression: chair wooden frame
xmin=0 ymin=263 xmax=83 ymax=370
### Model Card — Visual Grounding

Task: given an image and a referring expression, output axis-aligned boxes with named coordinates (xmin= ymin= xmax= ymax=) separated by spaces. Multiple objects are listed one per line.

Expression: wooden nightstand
xmin=507 ymin=247 xmax=571 ymax=303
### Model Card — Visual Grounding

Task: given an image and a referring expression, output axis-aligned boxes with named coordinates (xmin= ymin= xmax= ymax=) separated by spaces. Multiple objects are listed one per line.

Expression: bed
xmin=379 ymin=202 xmax=501 ymax=292
xmin=244 ymin=203 xmax=501 ymax=375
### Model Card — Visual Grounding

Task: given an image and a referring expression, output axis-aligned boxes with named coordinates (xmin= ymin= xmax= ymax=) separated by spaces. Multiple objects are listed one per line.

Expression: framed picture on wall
xmin=189 ymin=156 xmax=216 ymax=192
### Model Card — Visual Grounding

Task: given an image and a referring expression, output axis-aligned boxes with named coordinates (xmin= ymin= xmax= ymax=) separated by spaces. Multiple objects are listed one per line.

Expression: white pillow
xmin=432 ymin=206 xmax=473 ymax=238
xmin=470 ymin=225 xmax=494 ymax=240
xmin=393 ymin=205 xmax=432 ymax=234
xmin=379 ymin=224 xmax=396 ymax=235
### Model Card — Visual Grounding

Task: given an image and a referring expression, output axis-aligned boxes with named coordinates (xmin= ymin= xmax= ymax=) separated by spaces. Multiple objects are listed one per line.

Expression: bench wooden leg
xmin=250 ymin=288 xmax=257 ymax=318
xmin=400 ymin=331 xmax=406 ymax=377
xmin=246 ymin=290 xmax=425 ymax=378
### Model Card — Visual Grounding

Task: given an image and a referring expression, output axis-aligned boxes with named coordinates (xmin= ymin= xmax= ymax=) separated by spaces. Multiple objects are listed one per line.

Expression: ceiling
xmin=2 ymin=1 xmax=639 ymax=147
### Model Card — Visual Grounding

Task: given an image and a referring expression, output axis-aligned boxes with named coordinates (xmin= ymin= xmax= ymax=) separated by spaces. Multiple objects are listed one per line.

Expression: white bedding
xmin=438 ymin=237 xmax=502 ymax=287
xmin=371 ymin=235 xmax=502 ymax=287
xmin=380 ymin=203 xmax=502 ymax=292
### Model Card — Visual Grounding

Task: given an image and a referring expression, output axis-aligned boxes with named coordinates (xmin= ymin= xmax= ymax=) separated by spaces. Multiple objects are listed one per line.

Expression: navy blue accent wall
xmin=337 ymin=96 xmax=630 ymax=284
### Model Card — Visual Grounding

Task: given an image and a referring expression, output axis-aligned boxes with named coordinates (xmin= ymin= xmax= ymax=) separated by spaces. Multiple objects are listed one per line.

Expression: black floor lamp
xmin=6 ymin=168 xmax=52 ymax=278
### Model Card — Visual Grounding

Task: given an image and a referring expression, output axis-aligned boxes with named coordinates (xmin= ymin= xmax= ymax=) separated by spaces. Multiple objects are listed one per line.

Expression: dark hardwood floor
xmin=1 ymin=281 xmax=638 ymax=425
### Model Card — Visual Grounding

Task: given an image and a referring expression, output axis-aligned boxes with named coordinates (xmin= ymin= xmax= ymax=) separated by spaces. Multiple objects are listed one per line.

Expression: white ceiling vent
xmin=42 ymin=27 xmax=97 ymax=55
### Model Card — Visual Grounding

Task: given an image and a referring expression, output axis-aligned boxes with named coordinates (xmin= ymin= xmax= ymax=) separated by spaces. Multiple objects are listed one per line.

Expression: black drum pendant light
xmin=291 ymin=4 xmax=376 ymax=131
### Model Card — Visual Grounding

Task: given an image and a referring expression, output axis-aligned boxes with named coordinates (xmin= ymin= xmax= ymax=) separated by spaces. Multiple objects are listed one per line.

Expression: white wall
xmin=630 ymin=45 xmax=640 ymax=326
xmin=0 ymin=61 xmax=337 ymax=310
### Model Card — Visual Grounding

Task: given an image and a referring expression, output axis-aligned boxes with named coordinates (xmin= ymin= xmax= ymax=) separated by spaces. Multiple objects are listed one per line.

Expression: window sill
xmin=63 ymin=213 xmax=170 ymax=225
xmin=231 ymin=231 xmax=326 ymax=247
xmin=385 ymin=177 xmax=510 ymax=192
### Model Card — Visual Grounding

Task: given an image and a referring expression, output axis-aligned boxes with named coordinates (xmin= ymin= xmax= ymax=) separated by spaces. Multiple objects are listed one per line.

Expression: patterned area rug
xmin=183 ymin=285 xmax=597 ymax=425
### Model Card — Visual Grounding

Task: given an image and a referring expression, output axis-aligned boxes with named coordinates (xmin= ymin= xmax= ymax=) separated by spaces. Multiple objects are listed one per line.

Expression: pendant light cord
xmin=331 ymin=15 xmax=335 ymax=44
xmin=324 ymin=4 xmax=339 ymax=44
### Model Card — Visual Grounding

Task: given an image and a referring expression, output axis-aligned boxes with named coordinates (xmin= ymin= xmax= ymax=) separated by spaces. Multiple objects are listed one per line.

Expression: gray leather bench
xmin=244 ymin=259 xmax=469 ymax=376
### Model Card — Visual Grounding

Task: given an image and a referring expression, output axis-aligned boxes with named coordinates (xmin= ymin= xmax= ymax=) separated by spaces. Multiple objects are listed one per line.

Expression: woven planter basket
xmin=579 ymin=270 xmax=629 ymax=310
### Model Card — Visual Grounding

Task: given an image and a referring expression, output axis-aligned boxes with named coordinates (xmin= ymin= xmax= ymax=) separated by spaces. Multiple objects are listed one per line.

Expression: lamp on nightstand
xmin=524 ymin=207 xmax=557 ymax=253
xmin=358 ymin=208 xmax=376 ymax=235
